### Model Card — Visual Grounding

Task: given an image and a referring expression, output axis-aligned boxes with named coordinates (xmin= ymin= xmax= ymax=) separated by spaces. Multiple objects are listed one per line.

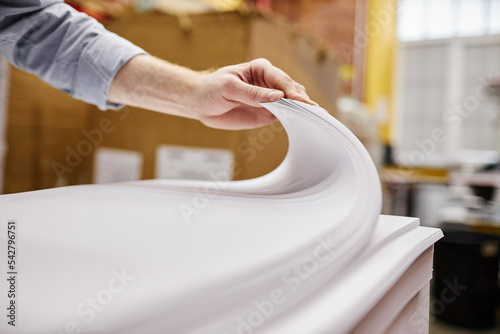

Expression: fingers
xmin=243 ymin=59 xmax=318 ymax=106
xmin=200 ymin=105 xmax=277 ymax=130
xmin=295 ymin=82 xmax=307 ymax=94
xmin=223 ymin=78 xmax=285 ymax=107
xmin=199 ymin=59 xmax=319 ymax=130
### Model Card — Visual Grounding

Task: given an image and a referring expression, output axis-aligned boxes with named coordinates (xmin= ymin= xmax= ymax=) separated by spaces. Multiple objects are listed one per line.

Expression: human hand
xmin=108 ymin=56 xmax=317 ymax=130
xmin=191 ymin=58 xmax=317 ymax=130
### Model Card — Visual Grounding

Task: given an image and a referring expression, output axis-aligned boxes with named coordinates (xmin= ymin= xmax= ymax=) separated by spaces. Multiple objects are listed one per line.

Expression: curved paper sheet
xmin=0 ymin=99 xmax=381 ymax=333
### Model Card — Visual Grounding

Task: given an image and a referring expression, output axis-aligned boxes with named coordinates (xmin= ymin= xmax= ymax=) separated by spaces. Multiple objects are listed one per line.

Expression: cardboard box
xmin=3 ymin=10 xmax=340 ymax=193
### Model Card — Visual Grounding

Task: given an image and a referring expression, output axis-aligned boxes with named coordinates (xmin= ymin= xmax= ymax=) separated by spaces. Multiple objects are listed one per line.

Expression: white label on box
xmin=156 ymin=145 xmax=234 ymax=181
xmin=93 ymin=147 xmax=142 ymax=184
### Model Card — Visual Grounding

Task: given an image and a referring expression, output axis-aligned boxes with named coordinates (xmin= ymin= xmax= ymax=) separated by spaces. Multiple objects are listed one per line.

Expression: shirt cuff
xmin=74 ymin=30 xmax=147 ymax=110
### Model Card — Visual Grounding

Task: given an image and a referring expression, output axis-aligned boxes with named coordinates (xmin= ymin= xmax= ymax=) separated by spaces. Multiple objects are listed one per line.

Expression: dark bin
xmin=433 ymin=229 xmax=500 ymax=328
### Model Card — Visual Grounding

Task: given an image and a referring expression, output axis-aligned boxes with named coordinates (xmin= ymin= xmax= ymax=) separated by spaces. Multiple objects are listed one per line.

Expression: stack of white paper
xmin=0 ymin=99 xmax=441 ymax=333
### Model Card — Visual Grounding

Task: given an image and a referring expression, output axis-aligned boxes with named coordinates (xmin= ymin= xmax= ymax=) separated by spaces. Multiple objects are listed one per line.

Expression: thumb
xmin=225 ymin=81 xmax=284 ymax=107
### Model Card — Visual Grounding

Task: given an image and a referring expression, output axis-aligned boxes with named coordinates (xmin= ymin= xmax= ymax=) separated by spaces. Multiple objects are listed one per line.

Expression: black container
xmin=433 ymin=229 xmax=500 ymax=328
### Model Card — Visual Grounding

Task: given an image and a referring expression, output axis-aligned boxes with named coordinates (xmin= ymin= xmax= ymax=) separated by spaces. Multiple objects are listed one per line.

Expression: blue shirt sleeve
xmin=0 ymin=0 xmax=147 ymax=110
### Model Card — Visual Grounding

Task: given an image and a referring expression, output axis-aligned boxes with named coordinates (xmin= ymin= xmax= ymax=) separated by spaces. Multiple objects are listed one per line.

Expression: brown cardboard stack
xmin=3 ymin=10 xmax=340 ymax=194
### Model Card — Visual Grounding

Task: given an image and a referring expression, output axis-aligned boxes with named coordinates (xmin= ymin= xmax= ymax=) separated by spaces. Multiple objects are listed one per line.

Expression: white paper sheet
xmin=0 ymin=99 xmax=389 ymax=333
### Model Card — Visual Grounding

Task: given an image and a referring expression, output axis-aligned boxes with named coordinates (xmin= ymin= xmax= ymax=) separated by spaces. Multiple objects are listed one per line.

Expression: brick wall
xmin=271 ymin=0 xmax=363 ymax=96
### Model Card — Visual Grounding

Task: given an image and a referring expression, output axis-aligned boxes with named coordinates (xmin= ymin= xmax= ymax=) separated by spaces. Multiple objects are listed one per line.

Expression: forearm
xmin=107 ymin=54 xmax=203 ymax=121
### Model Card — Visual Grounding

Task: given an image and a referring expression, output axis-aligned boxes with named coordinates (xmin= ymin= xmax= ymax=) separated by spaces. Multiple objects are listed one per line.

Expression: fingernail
xmin=268 ymin=91 xmax=284 ymax=101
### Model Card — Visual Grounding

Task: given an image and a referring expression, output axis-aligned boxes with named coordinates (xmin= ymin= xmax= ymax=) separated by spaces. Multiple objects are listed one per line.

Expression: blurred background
xmin=0 ymin=0 xmax=499 ymax=332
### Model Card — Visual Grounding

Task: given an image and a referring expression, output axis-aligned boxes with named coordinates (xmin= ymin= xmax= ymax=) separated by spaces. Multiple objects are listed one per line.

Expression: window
xmin=395 ymin=0 xmax=500 ymax=167
xmin=398 ymin=0 xmax=500 ymax=41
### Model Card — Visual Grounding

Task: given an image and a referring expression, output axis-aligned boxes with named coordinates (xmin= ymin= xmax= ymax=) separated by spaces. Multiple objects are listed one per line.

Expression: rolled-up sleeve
xmin=0 ymin=0 xmax=146 ymax=110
